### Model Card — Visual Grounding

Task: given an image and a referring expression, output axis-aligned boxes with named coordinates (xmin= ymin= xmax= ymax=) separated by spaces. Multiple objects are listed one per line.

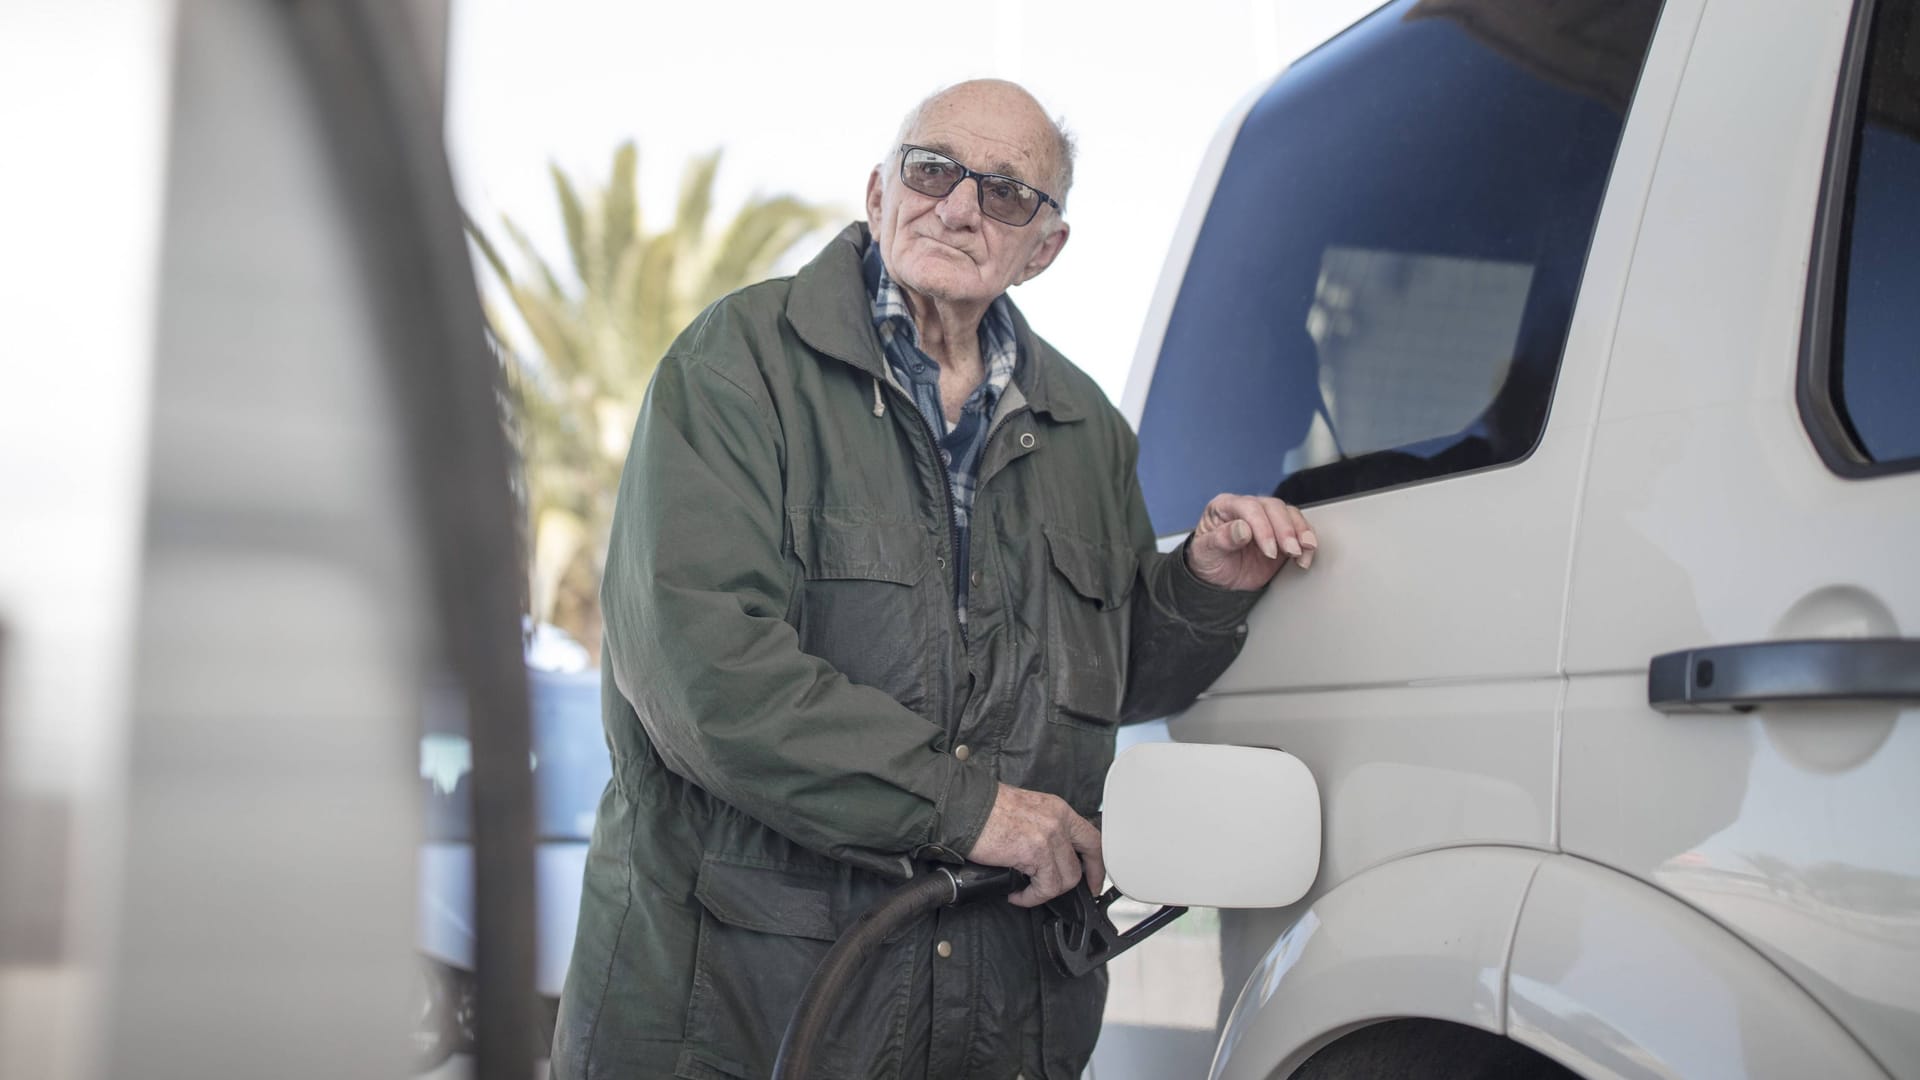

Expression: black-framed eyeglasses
xmin=897 ymin=145 xmax=1060 ymax=227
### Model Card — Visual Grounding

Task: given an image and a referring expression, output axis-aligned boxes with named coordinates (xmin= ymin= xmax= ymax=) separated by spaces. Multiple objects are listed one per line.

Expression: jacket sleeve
xmin=600 ymin=324 xmax=999 ymax=878
xmin=1117 ymin=427 xmax=1266 ymax=725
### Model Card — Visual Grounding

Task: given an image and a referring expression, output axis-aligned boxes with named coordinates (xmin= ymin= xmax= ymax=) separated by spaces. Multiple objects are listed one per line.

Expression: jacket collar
xmin=787 ymin=222 xmax=1090 ymax=423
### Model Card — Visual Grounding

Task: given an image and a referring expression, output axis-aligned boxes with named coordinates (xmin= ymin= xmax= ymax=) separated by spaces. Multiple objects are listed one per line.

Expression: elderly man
xmin=552 ymin=79 xmax=1316 ymax=1080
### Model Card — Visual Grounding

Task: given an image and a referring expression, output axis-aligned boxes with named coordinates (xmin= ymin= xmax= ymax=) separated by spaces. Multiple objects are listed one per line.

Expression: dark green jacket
xmin=553 ymin=224 xmax=1259 ymax=1080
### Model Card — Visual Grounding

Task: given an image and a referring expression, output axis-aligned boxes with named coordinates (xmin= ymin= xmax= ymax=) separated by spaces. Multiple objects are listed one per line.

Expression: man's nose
xmin=936 ymin=177 xmax=982 ymax=229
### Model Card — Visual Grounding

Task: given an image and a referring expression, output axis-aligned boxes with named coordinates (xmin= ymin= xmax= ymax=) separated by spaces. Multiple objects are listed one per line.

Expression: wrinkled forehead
xmin=903 ymin=93 xmax=1059 ymax=186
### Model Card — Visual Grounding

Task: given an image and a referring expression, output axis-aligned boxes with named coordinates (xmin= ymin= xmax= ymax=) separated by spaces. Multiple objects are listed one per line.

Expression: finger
xmin=1007 ymin=849 xmax=1052 ymax=908
xmin=1191 ymin=513 xmax=1254 ymax=564
xmin=1013 ymin=845 xmax=1077 ymax=907
xmin=1213 ymin=494 xmax=1280 ymax=561
xmin=1239 ymin=496 xmax=1285 ymax=561
xmin=1070 ymin=816 xmax=1105 ymax=894
xmin=1024 ymin=809 xmax=1088 ymax=906
xmin=1199 ymin=494 xmax=1239 ymax=534
xmin=1284 ymin=503 xmax=1316 ymax=550
xmin=1082 ymin=849 xmax=1106 ymax=895
xmin=1283 ymin=503 xmax=1318 ymax=568
xmin=1052 ymin=829 xmax=1084 ymax=898
xmin=1229 ymin=495 xmax=1291 ymax=561
xmin=1255 ymin=498 xmax=1303 ymax=560
xmin=1199 ymin=495 xmax=1263 ymax=548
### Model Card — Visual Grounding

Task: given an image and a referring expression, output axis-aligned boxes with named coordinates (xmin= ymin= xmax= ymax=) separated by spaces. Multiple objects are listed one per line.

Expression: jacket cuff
xmin=1163 ymin=537 xmax=1265 ymax=633
xmin=918 ymin=755 xmax=1000 ymax=863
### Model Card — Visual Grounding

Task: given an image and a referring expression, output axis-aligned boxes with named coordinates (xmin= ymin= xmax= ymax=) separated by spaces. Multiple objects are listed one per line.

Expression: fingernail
xmin=1299 ymin=552 xmax=1313 ymax=570
xmin=1231 ymin=520 xmax=1251 ymax=546
xmin=1259 ymin=537 xmax=1278 ymax=559
xmin=1302 ymin=531 xmax=1319 ymax=550
xmin=1283 ymin=537 xmax=1303 ymax=558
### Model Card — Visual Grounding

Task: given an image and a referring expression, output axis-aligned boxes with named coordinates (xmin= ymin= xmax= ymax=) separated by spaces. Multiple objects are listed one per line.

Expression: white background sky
xmin=445 ymin=0 xmax=1382 ymax=403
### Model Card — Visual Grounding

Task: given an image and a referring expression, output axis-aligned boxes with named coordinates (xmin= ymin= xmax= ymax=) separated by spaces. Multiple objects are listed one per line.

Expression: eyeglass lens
xmin=901 ymin=148 xmax=1043 ymax=226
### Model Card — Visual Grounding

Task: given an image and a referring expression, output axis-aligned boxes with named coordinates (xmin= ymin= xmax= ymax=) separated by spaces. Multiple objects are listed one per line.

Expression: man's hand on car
xmin=965 ymin=783 xmax=1104 ymax=907
xmin=1186 ymin=493 xmax=1318 ymax=589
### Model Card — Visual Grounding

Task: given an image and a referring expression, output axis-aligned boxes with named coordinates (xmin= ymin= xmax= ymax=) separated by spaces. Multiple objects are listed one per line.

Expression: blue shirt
xmin=863 ymin=243 xmax=1019 ymax=630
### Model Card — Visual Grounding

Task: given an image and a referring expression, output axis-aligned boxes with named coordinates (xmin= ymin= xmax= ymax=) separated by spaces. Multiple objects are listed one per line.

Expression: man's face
xmin=865 ymin=85 xmax=1070 ymax=309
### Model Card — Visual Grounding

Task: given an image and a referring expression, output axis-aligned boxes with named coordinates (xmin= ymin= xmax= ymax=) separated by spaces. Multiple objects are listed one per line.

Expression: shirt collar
xmin=862 ymin=243 xmax=1019 ymax=382
xmin=784 ymin=224 xmax=1091 ymax=423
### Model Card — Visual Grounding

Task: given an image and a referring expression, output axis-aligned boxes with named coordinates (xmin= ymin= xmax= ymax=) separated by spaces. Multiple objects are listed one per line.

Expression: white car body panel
xmin=1209 ymin=847 xmax=1545 ymax=1080
xmin=1179 ymin=680 xmax=1558 ymax=893
xmin=1508 ymin=857 xmax=1889 ymax=1080
xmin=1560 ymin=0 xmax=1920 ymax=1074
xmin=1121 ymin=0 xmax=1918 ymax=1074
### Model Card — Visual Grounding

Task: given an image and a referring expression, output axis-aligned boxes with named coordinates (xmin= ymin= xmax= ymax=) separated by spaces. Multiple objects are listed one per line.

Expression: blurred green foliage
xmin=468 ymin=144 xmax=838 ymax=652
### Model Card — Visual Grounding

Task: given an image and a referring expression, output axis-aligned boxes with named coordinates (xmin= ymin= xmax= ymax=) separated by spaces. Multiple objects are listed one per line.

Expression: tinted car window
xmin=420 ymin=669 xmax=610 ymax=842
xmin=1830 ymin=0 xmax=1920 ymax=467
xmin=1137 ymin=0 xmax=1663 ymax=533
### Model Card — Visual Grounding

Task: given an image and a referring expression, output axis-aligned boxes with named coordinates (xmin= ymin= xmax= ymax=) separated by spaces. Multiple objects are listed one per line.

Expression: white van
xmin=1109 ymin=0 xmax=1920 ymax=1076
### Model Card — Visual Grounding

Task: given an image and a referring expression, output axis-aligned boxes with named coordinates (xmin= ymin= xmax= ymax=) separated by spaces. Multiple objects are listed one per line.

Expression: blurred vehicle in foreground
xmin=2 ymin=7 xmax=542 ymax=1077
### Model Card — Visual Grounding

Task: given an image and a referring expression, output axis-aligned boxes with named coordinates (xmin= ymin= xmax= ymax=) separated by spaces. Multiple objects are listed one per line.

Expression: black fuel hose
xmin=771 ymin=865 xmax=1027 ymax=1079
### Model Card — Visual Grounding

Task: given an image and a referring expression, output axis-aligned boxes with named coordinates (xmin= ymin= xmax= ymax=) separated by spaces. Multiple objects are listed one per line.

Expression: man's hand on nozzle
xmin=964 ymin=783 xmax=1104 ymax=908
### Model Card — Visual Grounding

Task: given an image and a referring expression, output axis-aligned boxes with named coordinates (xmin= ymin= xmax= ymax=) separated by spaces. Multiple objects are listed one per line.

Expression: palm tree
xmin=469 ymin=143 xmax=839 ymax=655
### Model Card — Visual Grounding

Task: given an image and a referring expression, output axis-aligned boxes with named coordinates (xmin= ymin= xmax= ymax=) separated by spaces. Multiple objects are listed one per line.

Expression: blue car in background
xmin=413 ymin=662 xmax=609 ymax=1073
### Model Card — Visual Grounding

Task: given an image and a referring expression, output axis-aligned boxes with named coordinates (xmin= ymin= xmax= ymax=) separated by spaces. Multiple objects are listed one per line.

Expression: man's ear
xmin=865 ymin=167 xmax=885 ymax=234
xmin=1014 ymin=219 xmax=1070 ymax=286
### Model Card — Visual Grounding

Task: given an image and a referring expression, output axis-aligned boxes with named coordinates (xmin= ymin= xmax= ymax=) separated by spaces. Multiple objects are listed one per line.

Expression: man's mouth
xmin=915 ymin=234 xmax=976 ymax=261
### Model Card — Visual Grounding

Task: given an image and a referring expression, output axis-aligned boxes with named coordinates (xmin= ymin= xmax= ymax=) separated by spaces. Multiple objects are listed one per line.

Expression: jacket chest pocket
xmin=787 ymin=509 xmax=939 ymax=718
xmin=1041 ymin=526 xmax=1136 ymax=812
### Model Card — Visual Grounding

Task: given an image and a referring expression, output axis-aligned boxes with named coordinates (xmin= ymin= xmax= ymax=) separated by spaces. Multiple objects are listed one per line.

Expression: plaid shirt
xmin=863 ymin=243 xmax=1019 ymax=630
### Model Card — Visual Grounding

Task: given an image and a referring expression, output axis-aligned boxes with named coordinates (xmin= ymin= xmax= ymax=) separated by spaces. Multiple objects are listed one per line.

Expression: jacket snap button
xmin=969 ymin=569 xmax=981 ymax=588
xmin=936 ymin=940 xmax=953 ymax=959
xmin=1019 ymin=432 xmax=1036 ymax=449
xmin=953 ymin=744 xmax=971 ymax=761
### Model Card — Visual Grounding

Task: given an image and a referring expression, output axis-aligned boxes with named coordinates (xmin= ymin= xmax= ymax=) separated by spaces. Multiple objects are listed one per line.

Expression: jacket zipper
xmin=885 ymin=378 xmax=1032 ymax=618
xmin=883 ymin=378 xmax=964 ymax=607
xmin=879 ymin=377 xmax=969 ymax=746
xmin=880 ymin=374 xmax=1033 ymax=744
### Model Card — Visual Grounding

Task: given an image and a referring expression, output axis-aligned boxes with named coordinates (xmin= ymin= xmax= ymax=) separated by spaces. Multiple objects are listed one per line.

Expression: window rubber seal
xmin=1796 ymin=0 xmax=1920 ymax=480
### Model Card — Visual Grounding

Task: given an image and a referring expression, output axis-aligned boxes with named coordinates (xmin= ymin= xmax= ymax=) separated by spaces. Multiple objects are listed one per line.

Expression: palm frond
xmin=552 ymin=163 xmax=593 ymax=290
xmin=673 ymin=149 xmax=723 ymax=256
xmin=603 ymin=142 xmax=640 ymax=282
xmin=468 ymin=144 xmax=832 ymax=639
xmin=703 ymin=195 xmax=839 ymax=299
xmin=465 ymin=213 xmax=516 ymax=289
xmin=502 ymin=217 xmax=572 ymax=305
xmin=633 ymin=231 xmax=681 ymax=369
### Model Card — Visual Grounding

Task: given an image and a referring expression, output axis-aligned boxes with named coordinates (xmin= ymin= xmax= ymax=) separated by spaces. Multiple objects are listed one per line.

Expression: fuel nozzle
xmin=940 ymin=864 xmax=1031 ymax=905
xmin=938 ymin=863 xmax=1188 ymax=977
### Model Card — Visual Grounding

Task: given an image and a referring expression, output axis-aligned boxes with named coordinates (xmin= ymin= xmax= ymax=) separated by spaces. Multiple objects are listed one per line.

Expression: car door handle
xmin=1648 ymin=638 xmax=1920 ymax=713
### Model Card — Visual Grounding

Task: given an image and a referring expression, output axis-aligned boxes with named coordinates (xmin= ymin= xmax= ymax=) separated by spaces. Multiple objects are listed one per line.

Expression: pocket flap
xmin=693 ymin=857 xmax=838 ymax=942
xmin=788 ymin=509 xmax=933 ymax=586
xmin=1044 ymin=526 xmax=1137 ymax=609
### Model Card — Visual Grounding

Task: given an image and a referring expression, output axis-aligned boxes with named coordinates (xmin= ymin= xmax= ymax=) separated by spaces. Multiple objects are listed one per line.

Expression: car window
xmin=1136 ymin=0 xmax=1664 ymax=532
xmin=1826 ymin=0 xmax=1920 ymax=469
xmin=419 ymin=670 xmax=610 ymax=842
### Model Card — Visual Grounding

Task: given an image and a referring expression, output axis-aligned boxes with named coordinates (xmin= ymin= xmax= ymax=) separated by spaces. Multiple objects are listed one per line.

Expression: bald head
xmin=891 ymin=79 xmax=1077 ymax=206
xmin=866 ymin=78 xmax=1074 ymax=312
